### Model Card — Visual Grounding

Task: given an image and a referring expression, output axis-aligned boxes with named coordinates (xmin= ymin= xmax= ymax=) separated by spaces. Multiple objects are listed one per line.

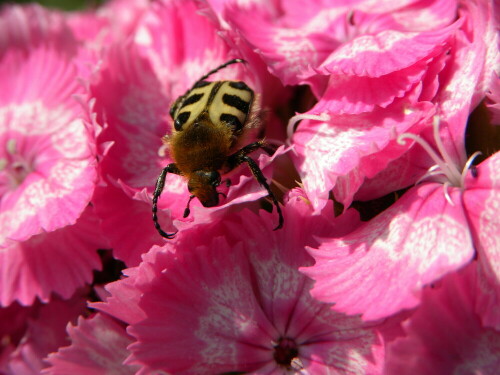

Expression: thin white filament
xmin=432 ymin=117 xmax=462 ymax=186
xmin=397 ymin=132 xmax=453 ymax=182
xmin=461 ymin=151 xmax=482 ymax=185
xmin=442 ymin=181 xmax=454 ymax=206
xmin=286 ymin=112 xmax=330 ymax=141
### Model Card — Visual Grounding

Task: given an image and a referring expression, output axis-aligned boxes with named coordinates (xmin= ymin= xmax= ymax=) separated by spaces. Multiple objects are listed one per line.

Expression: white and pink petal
xmin=291 ymin=101 xmax=434 ymax=211
xmin=0 ymin=207 xmax=105 ymax=306
xmin=302 ymin=182 xmax=475 ymax=321
xmin=462 ymin=152 xmax=500 ymax=329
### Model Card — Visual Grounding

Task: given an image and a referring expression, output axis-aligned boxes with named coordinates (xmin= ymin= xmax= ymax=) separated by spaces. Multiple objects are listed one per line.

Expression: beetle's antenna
xmin=195 ymin=58 xmax=246 ymax=85
xmin=152 ymin=164 xmax=181 ymax=239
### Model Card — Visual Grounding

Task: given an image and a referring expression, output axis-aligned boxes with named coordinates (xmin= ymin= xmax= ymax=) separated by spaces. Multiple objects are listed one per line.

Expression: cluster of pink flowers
xmin=0 ymin=0 xmax=498 ymax=374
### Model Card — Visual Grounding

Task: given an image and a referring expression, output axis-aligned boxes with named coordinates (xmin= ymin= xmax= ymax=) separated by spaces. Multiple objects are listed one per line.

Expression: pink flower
xmin=0 ymin=5 xmax=104 ymax=306
xmin=384 ymin=263 xmax=500 ymax=374
xmin=302 ymin=117 xmax=499 ymax=321
xmin=95 ymin=193 xmax=389 ymax=374
xmin=43 ymin=313 xmax=138 ymax=375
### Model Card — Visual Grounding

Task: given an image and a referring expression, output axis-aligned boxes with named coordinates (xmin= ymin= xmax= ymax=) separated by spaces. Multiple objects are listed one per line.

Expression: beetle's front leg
xmin=152 ymin=163 xmax=182 ymax=239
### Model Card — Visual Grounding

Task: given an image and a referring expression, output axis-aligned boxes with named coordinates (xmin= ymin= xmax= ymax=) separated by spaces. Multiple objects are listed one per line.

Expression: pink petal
xmin=385 ymin=263 xmax=500 ymax=374
xmin=302 ymin=182 xmax=475 ymax=321
xmin=67 ymin=0 xmax=149 ymax=48
xmin=0 ymin=4 xmax=72 ymax=56
xmin=43 ymin=313 xmax=138 ymax=375
xmin=92 ymin=185 xmax=171 ymax=267
xmin=353 ymin=0 xmax=458 ymax=34
xmin=93 ymin=245 xmax=173 ymax=326
xmin=318 ymin=20 xmax=462 ymax=77
xmin=134 ymin=0 xmax=232 ymax=94
xmin=0 ymin=207 xmax=104 ymax=306
xmin=310 ymin=60 xmax=428 ymax=115
xmin=226 ymin=3 xmax=341 ymax=88
xmin=352 ymin=146 xmax=432 ymax=202
xmin=485 ymin=73 xmax=500 ymax=125
xmin=435 ymin=0 xmax=497 ymax=161
xmin=291 ymin=100 xmax=434 ymax=211
xmin=463 ymin=152 xmax=500 ymax=329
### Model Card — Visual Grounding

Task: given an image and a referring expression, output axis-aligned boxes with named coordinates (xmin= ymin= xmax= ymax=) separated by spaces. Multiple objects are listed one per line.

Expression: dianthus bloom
xmin=0 ymin=5 xmax=105 ymax=308
xmin=92 ymin=193 xmax=390 ymax=374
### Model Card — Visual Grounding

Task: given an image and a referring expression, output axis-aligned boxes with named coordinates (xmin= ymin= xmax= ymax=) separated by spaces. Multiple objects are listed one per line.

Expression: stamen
xmin=6 ymin=139 xmax=17 ymax=155
xmin=286 ymin=112 xmax=330 ymax=141
xmin=461 ymin=151 xmax=482 ymax=185
xmin=398 ymin=132 xmax=451 ymax=179
xmin=431 ymin=117 xmax=461 ymax=185
xmin=398 ymin=113 xmax=482 ymax=198
xmin=442 ymin=182 xmax=454 ymax=206
xmin=398 ymin=116 xmax=464 ymax=188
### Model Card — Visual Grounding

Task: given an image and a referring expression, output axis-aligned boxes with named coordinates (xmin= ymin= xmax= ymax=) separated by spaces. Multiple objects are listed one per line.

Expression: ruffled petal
xmin=303 ymin=182 xmax=475 ymax=321
xmin=463 ymin=152 xmax=500 ymax=329
xmin=317 ymin=20 xmax=461 ymax=77
xmin=0 ymin=207 xmax=104 ymax=306
xmin=291 ymin=101 xmax=434 ymax=211
xmin=43 ymin=313 xmax=137 ymax=375
xmin=385 ymin=264 xmax=500 ymax=374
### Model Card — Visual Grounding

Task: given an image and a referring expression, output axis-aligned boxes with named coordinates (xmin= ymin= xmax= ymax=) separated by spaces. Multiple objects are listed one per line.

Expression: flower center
xmin=0 ymin=139 xmax=33 ymax=192
xmin=397 ymin=116 xmax=481 ymax=204
xmin=273 ymin=337 xmax=301 ymax=370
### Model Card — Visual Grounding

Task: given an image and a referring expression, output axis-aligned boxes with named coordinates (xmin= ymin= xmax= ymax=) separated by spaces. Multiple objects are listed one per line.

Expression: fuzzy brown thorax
xmin=168 ymin=114 xmax=234 ymax=174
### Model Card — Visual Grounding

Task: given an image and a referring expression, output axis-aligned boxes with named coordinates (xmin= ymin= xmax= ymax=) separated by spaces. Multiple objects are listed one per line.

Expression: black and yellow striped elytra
xmin=170 ymin=80 xmax=254 ymax=133
xmin=152 ymin=58 xmax=284 ymax=239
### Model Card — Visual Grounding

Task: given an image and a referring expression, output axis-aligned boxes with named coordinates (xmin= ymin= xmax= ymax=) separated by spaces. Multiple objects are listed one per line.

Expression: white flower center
xmin=0 ymin=139 xmax=34 ymax=192
xmin=398 ymin=116 xmax=481 ymax=204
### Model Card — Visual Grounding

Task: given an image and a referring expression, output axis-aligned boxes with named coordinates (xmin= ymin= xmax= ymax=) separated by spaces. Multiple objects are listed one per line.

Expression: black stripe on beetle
xmin=193 ymin=80 xmax=211 ymax=89
xmin=222 ymin=94 xmax=249 ymax=114
xmin=220 ymin=113 xmax=243 ymax=130
xmin=181 ymin=93 xmax=204 ymax=108
xmin=174 ymin=111 xmax=190 ymax=131
xmin=229 ymin=81 xmax=252 ymax=91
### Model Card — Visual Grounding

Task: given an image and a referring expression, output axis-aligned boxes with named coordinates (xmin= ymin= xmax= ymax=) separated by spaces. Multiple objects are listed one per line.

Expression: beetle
xmin=152 ymin=59 xmax=283 ymax=238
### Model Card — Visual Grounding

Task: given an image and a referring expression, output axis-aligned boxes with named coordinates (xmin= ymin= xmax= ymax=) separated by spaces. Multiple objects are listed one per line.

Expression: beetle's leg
xmin=183 ymin=195 xmax=196 ymax=218
xmin=226 ymin=142 xmax=284 ymax=230
xmin=152 ymin=163 xmax=182 ymax=239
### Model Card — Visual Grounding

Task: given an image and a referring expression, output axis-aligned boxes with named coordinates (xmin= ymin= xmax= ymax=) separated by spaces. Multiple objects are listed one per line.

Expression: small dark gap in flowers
xmin=351 ymin=187 xmax=410 ymax=222
xmin=465 ymin=100 xmax=500 ymax=163
xmin=87 ymin=249 xmax=126 ymax=303
xmin=277 ymin=85 xmax=317 ymax=127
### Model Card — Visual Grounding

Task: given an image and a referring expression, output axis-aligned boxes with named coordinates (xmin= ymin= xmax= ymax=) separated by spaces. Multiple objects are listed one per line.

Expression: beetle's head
xmin=187 ymin=170 xmax=222 ymax=207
